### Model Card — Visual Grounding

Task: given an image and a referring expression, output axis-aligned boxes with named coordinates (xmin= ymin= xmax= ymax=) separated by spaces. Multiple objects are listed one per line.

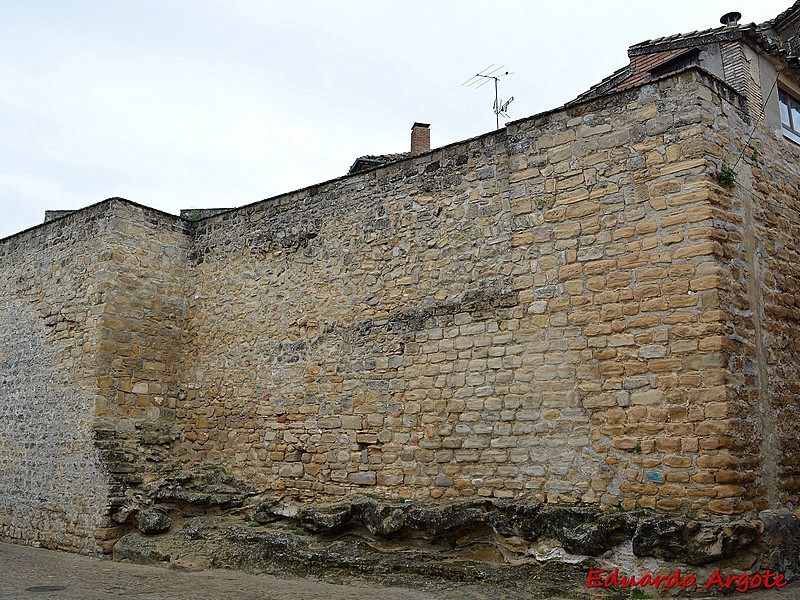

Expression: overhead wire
xmin=732 ymin=63 xmax=787 ymax=172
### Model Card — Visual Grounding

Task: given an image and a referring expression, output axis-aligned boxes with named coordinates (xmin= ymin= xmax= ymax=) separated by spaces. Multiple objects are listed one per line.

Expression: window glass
xmin=780 ymin=90 xmax=791 ymax=126
xmin=792 ymin=97 xmax=800 ymax=131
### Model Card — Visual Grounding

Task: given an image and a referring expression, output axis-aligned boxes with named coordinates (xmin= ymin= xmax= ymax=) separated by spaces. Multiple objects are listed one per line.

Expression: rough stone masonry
xmin=1 ymin=63 xmax=799 ymax=587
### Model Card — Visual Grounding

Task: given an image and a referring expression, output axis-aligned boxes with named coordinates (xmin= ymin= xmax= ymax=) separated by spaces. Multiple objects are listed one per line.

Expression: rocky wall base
xmin=114 ymin=494 xmax=800 ymax=598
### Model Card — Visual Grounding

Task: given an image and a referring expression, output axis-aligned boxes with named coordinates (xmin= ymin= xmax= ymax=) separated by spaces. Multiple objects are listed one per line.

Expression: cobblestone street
xmin=1 ymin=542 xmax=798 ymax=600
xmin=0 ymin=542 xmax=435 ymax=600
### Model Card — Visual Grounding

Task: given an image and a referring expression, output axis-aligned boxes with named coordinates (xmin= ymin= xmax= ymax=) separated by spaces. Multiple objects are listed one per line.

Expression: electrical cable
xmin=732 ymin=64 xmax=787 ymax=172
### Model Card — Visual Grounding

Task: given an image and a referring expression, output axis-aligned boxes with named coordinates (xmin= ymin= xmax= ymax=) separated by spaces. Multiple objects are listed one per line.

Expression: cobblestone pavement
xmin=1 ymin=542 xmax=798 ymax=600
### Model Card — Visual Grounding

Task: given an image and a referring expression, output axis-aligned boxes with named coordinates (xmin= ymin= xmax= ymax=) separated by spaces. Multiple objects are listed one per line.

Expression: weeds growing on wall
xmin=718 ymin=165 xmax=736 ymax=189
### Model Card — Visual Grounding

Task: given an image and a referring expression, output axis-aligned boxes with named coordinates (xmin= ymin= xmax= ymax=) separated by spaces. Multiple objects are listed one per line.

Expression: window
xmin=779 ymin=88 xmax=800 ymax=144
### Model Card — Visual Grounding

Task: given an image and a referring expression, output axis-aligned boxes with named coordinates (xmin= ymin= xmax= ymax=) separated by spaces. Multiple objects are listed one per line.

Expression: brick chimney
xmin=411 ymin=122 xmax=430 ymax=155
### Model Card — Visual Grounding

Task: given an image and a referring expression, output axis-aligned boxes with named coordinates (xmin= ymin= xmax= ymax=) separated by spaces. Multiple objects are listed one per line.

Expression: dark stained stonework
xmin=135 ymin=510 xmax=172 ymax=535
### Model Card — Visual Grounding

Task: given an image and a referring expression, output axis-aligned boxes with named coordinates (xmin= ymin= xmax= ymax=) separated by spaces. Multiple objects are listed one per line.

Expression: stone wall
xmin=710 ymin=95 xmax=800 ymax=509
xmin=0 ymin=199 xmax=191 ymax=552
xmin=0 ymin=206 xmax=113 ymax=552
xmin=176 ymin=68 xmax=777 ymax=514
xmin=756 ymin=149 xmax=800 ymax=506
xmin=2 ymin=66 xmax=799 ymax=560
xmin=88 ymin=201 xmax=191 ymax=531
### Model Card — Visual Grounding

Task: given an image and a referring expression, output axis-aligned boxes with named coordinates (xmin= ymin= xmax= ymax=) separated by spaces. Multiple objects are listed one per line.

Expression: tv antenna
xmin=463 ymin=65 xmax=515 ymax=130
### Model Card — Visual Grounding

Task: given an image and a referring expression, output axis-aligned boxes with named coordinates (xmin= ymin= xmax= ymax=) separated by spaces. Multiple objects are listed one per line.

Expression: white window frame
xmin=779 ymin=87 xmax=800 ymax=144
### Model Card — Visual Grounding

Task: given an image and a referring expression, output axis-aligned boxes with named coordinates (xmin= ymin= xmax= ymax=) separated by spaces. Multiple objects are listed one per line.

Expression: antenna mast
xmin=463 ymin=65 xmax=515 ymax=130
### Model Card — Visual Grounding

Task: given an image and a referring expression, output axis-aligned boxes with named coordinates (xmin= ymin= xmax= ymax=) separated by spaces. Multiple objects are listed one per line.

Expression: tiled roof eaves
xmin=566 ymin=47 xmax=694 ymax=106
xmin=361 ymin=152 xmax=411 ymax=162
xmin=743 ymin=29 xmax=800 ymax=66
xmin=512 ymin=65 xmax=745 ymax=133
xmin=565 ymin=66 xmax=635 ymax=106
xmin=347 ymin=158 xmax=384 ymax=175
xmin=613 ymin=49 xmax=698 ymax=92
xmin=773 ymin=1 xmax=800 ymax=30
xmin=628 ymin=26 xmax=746 ymax=56
xmin=348 ymin=152 xmax=413 ymax=175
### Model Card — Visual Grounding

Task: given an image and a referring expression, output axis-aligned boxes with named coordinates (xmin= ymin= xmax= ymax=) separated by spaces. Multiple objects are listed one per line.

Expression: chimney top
xmin=720 ymin=11 xmax=742 ymax=26
xmin=411 ymin=122 xmax=431 ymax=155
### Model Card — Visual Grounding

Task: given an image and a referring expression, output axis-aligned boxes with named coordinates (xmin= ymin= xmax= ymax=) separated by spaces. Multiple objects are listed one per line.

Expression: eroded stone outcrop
xmin=110 ymin=463 xmax=258 ymax=536
xmin=249 ymin=496 xmax=761 ymax=564
xmin=113 ymin=516 xmax=617 ymax=599
xmin=113 ymin=493 xmax=797 ymax=597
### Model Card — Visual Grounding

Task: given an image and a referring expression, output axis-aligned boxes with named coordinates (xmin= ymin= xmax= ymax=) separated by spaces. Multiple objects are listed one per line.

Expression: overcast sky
xmin=0 ymin=0 xmax=791 ymax=239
